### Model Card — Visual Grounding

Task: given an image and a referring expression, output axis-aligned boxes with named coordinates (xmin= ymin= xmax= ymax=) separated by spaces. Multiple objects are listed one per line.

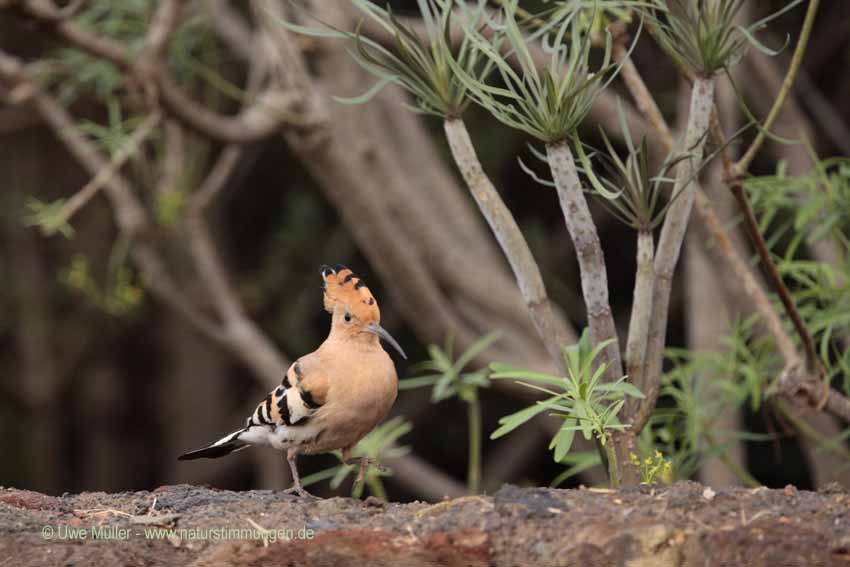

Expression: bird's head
xmin=320 ymin=264 xmax=406 ymax=359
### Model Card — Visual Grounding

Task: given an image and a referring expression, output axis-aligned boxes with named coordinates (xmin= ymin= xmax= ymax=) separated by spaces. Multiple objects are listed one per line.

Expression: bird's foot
xmin=282 ymin=485 xmax=316 ymax=499
xmin=347 ymin=457 xmax=388 ymax=485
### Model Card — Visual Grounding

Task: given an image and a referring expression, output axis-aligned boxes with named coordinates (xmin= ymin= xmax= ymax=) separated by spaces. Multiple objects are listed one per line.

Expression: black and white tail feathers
xmin=178 ymin=359 xmax=325 ymax=462
xmin=177 ymin=429 xmax=249 ymax=461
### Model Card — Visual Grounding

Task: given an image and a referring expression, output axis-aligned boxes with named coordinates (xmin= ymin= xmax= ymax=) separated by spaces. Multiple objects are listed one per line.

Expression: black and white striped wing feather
xmin=177 ymin=360 xmax=327 ymax=461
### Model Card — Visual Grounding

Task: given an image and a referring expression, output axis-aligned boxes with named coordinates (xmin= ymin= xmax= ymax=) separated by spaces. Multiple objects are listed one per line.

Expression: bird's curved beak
xmin=366 ymin=323 xmax=407 ymax=360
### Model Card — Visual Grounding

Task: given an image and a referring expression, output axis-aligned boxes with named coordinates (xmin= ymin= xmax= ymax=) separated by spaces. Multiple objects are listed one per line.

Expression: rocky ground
xmin=1 ymin=482 xmax=849 ymax=566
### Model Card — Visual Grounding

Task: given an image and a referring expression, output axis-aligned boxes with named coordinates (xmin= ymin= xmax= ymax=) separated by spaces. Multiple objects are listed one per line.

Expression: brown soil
xmin=1 ymin=482 xmax=849 ymax=566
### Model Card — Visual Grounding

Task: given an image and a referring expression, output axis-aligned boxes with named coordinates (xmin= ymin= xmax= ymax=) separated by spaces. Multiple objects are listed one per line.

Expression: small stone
xmin=363 ymin=496 xmax=384 ymax=508
xmin=784 ymin=485 xmax=798 ymax=497
xmin=702 ymin=487 xmax=716 ymax=501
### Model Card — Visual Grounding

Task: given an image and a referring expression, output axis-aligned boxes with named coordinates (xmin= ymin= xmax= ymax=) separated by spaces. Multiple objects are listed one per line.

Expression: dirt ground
xmin=1 ymin=481 xmax=849 ymax=566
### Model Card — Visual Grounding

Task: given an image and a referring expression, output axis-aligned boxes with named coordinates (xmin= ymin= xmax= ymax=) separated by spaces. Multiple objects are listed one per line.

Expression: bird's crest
xmin=320 ymin=264 xmax=380 ymax=323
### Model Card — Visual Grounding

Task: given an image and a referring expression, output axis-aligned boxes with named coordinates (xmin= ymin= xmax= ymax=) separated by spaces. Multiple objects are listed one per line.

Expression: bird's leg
xmin=355 ymin=458 xmax=371 ymax=486
xmin=282 ymin=448 xmax=313 ymax=497
xmin=346 ymin=457 xmax=389 ymax=485
xmin=341 ymin=448 xmax=388 ymax=486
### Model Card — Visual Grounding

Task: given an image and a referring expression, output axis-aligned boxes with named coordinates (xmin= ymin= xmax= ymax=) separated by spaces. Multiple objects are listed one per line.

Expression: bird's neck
xmin=325 ymin=323 xmax=379 ymax=349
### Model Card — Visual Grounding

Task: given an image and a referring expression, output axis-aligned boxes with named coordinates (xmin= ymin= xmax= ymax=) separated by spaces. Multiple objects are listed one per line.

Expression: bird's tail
xmin=177 ymin=429 xmax=250 ymax=461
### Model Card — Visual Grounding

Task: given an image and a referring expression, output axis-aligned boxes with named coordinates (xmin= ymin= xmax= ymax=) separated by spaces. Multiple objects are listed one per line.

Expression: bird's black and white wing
xmin=177 ymin=360 xmax=328 ymax=460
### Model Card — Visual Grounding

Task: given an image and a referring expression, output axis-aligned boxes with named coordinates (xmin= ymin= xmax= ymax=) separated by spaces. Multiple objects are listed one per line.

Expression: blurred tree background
xmin=0 ymin=0 xmax=848 ymax=501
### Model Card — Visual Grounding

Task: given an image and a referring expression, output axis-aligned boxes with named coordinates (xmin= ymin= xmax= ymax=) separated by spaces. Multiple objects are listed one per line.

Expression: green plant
xmin=449 ymin=0 xmax=619 ymax=143
xmin=746 ymin=157 xmax=850 ymax=389
xmin=490 ymin=330 xmax=644 ymax=486
xmin=640 ymin=0 xmax=803 ymax=75
xmin=520 ymin=99 xmax=692 ymax=230
xmin=60 ymin=247 xmax=144 ymax=316
xmin=630 ymin=450 xmax=673 ymax=484
xmin=637 ymin=317 xmax=782 ymax=486
xmin=400 ymin=331 xmax=500 ymax=493
xmin=24 ymin=198 xmax=76 ymax=238
xmin=300 ymin=416 xmax=412 ymax=499
xmin=278 ymin=0 xmax=494 ymax=118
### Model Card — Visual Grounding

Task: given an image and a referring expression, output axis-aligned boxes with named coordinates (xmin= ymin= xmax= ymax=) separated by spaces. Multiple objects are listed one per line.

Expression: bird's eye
xmin=344 ymin=312 xmax=352 ymax=323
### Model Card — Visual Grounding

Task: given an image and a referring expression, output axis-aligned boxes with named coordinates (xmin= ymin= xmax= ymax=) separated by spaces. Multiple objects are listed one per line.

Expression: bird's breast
xmin=302 ymin=348 xmax=398 ymax=453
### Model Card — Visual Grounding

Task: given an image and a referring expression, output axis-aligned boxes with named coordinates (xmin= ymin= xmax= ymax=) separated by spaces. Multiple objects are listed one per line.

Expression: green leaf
xmin=333 ymin=75 xmax=397 ymax=105
xmin=491 ymin=398 xmax=558 ymax=439
xmin=489 ymin=363 xmax=565 ymax=388
xmin=551 ymin=419 xmax=577 ymax=462
xmin=454 ymin=330 xmax=502 ymax=371
xmin=595 ymin=380 xmax=646 ymax=399
xmin=550 ymin=452 xmax=601 ymax=487
xmin=398 ymin=375 xmax=441 ymax=390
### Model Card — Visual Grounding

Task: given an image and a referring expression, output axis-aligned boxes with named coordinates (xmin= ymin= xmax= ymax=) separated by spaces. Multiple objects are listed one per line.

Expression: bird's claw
xmin=349 ymin=457 xmax=387 ymax=485
xmin=283 ymin=485 xmax=315 ymax=498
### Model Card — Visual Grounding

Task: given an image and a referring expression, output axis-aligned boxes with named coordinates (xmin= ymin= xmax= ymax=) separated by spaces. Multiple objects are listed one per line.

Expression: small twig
xmin=735 ymin=0 xmax=820 ymax=173
xmin=244 ymin=517 xmax=272 ymax=547
xmin=49 ymin=111 xmax=162 ymax=232
xmin=414 ymin=495 xmax=492 ymax=519
xmin=137 ymin=0 xmax=184 ymax=70
xmin=612 ymin=33 xmax=675 ymax=151
xmin=73 ymin=507 xmax=133 ymax=518
xmin=740 ymin=508 xmax=771 ymax=527
xmin=777 ymin=400 xmax=850 ymax=462
xmin=4 ymin=2 xmax=319 ymax=143
xmin=129 ymin=513 xmax=180 ymax=525
xmin=0 ymin=49 xmax=298 ymax=389
xmin=778 ymin=364 xmax=850 ymax=424
xmin=726 ymin=174 xmax=820 ymax=373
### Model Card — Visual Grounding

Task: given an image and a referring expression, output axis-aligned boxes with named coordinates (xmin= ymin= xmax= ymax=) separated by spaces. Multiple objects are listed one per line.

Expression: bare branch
xmin=626 ymin=231 xmax=654 ymax=400
xmin=137 ymin=0 xmax=184 ymax=71
xmin=780 ymin=364 xmax=850 ymax=424
xmin=547 ymin=141 xmax=623 ymax=381
xmin=611 ymin=23 xmax=850 ymax=427
xmin=207 ymin=0 xmax=257 ymax=63
xmin=634 ymin=78 xmax=715 ymax=433
xmin=186 ymin=145 xmax=291 ymax=386
xmin=44 ymin=111 xmax=162 ymax=234
xmin=0 ymin=48 xmax=292 ymax=386
xmin=611 ymin=37 xmax=799 ymax=366
xmin=735 ymin=0 xmax=820 ymax=173
xmin=5 ymin=1 xmax=322 ymax=143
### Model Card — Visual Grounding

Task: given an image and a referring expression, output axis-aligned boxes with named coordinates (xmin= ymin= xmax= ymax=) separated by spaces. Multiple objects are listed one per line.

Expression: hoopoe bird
xmin=178 ymin=265 xmax=406 ymax=496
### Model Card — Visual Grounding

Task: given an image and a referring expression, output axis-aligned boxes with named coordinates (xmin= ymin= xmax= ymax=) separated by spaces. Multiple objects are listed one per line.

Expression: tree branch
xmin=6 ymin=1 xmax=320 ymax=143
xmin=546 ymin=141 xmax=623 ymax=381
xmin=626 ymin=231 xmax=654 ymax=401
xmin=185 ymin=144 xmax=291 ymax=386
xmin=635 ymin=77 xmax=716 ymax=432
xmin=444 ymin=119 xmax=571 ymax=375
xmin=40 ymin=111 xmax=162 ymax=234
xmin=0 ymin=48 xmax=292 ymax=387
xmin=611 ymin=19 xmax=850 ymax=427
